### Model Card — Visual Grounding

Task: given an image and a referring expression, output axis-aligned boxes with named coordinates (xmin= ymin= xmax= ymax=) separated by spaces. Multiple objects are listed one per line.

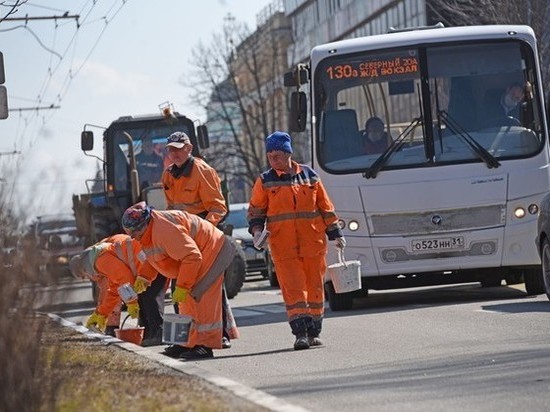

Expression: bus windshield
xmin=314 ymin=39 xmax=544 ymax=174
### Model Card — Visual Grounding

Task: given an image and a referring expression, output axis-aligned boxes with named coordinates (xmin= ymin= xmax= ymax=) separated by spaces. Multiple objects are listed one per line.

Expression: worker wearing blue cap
xmin=247 ymin=131 xmax=346 ymax=350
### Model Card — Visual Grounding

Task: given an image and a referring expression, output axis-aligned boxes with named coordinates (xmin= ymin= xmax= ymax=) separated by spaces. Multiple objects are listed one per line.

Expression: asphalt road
xmin=35 ymin=275 xmax=550 ymax=412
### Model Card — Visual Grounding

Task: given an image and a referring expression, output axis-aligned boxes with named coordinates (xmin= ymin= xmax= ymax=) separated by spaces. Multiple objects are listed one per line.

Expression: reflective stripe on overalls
xmin=114 ymin=237 xmax=137 ymax=277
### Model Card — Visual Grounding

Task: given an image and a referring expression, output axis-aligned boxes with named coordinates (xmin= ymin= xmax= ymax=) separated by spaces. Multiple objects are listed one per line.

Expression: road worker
xmin=248 ymin=131 xmax=346 ymax=350
xmin=162 ymin=131 xmax=227 ymax=225
xmin=162 ymin=130 xmax=233 ymax=349
xmin=121 ymin=202 xmax=239 ymax=359
xmin=69 ymin=233 xmax=163 ymax=345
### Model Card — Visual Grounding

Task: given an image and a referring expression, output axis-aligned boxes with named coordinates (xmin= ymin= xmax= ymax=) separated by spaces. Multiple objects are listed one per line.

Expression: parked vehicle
xmin=33 ymin=215 xmax=85 ymax=279
xmin=536 ymin=192 xmax=550 ymax=300
xmin=225 ymin=202 xmax=278 ymax=287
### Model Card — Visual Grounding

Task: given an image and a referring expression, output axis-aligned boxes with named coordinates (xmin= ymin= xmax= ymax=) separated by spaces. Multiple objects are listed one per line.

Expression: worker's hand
xmin=172 ymin=286 xmax=189 ymax=304
xmin=334 ymin=237 xmax=347 ymax=250
xmin=133 ymin=276 xmax=150 ymax=294
xmin=86 ymin=311 xmax=107 ymax=332
xmin=126 ymin=302 xmax=140 ymax=319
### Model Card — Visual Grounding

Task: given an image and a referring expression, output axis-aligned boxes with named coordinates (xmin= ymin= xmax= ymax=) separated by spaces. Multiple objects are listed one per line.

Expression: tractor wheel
xmin=224 ymin=236 xmax=246 ymax=299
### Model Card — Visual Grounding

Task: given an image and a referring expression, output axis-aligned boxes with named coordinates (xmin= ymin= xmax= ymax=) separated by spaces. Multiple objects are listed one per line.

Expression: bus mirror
xmin=289 ymin=91 xmax=307 ymax=132
xmin=284 ymin=71 xmax=297 ymax=87
xmin=197 ymin=125 xmax=210 ymax=149
xmin=81 ymin=131 xmax=94 ymax=151
xmin=284 ymin=66 xmax=308 ymax=87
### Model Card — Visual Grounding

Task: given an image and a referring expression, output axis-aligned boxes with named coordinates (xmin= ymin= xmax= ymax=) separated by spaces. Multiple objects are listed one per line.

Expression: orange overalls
xmin=92 ymin=234 xmax=157 ymax=323
xmin=162 ymin=156 xmax=227 ymax=226
xmin=137 ymin=209 xmax=239 ymax=349
xmin=248 ymin=161 xmax=341 ymax=338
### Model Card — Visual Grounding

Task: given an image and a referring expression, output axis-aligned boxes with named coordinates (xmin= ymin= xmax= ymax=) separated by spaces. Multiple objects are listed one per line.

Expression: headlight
xmin=348 ymin=220 xmax=360 ymax=231
xmin=234 ymin=238 xmax=244 ymax=248
xmin=514 ymin=207 xmax=526 ymax=219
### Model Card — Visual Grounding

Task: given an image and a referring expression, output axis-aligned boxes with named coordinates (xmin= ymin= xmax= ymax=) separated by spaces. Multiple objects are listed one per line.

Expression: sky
xmin=0 ymin=0 xmax=274 ymax=224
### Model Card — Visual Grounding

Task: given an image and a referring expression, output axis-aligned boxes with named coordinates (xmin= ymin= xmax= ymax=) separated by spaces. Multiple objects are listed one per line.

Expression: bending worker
xmin=248 ymin=131 xmax=346 ymax=350
xmin=69 ymin=234 xmax=160 ymax=343
xmin=122 ymin=202 xmax=239 ymax=360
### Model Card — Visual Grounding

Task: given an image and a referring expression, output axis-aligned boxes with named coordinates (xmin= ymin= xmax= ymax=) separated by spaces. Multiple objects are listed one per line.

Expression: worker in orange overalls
xmin=69 ymin=234 xmax=161 ymax=343
xmin=248 ymin=131 xmax=346 ymax=350
xmin=162 ymin=131 xmax=227 ymax=225
xmin=121 ymin=202 xmax=239 ymax=360
xmin=161 ymin=130 xmax=233 ymax=349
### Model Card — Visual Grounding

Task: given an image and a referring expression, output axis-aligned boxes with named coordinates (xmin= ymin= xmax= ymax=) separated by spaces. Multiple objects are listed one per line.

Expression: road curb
xmin=47 ymin=313 xmax=308 ymax=412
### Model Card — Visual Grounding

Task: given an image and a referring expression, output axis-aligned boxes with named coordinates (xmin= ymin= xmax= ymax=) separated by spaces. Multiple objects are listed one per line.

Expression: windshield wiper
xmin=363 ymin=117 xmax=422 ymax=179
xmin=438 ymin=111 xmax=500 ymax=169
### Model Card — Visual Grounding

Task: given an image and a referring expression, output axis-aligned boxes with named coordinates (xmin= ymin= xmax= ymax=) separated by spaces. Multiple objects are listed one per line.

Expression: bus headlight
xmin=514 ymin=207 xmax=526 ymax=219
xmin=348 ymin=220 xmax=359 ymax=231
xmin=528 ymin=204 xmax=539 ymax=215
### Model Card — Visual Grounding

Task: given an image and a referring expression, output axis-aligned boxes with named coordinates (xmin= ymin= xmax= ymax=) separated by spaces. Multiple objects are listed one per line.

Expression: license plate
xmin=411 ymin=236 xmax=464 ymax=252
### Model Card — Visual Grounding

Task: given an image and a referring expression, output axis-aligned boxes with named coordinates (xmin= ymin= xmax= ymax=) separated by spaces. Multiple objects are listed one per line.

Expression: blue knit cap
xmin=265 ymin=131 xmax=293 ymax=153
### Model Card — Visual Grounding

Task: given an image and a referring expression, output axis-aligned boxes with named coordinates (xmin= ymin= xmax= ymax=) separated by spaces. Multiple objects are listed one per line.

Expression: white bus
xmin=286 ymin=24 xmax=549 ymax=310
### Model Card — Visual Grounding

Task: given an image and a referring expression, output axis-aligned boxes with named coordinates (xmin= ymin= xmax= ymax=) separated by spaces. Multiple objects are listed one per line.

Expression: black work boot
xmin=294 ymin=334 xmax=310 ymax=350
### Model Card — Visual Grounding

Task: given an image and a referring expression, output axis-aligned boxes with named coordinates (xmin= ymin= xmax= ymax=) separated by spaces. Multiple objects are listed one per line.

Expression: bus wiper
xmin=438 ymin=111 xmax=500 ymax=168
xmin=363 ymin=117 xmax=422 ymax=179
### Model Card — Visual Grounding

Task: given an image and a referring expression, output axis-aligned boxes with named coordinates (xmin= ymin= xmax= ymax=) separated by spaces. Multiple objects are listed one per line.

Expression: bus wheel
xmin=524 ymin=266 xmax=544 ymax=296
xmin=325 ymin=281 xmax=354 ymax=311
xmin=540 ymin=238 xmax=550 ymax=300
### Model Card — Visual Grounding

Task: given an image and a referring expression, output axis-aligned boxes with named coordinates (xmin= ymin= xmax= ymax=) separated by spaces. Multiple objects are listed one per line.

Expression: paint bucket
xmin=162 ymin=314 xmax=193 ymax=345
xmin=115 ymin=314 xmax=144 ymax=345
xmin=327 ymin=249 xmax=362 ymax=293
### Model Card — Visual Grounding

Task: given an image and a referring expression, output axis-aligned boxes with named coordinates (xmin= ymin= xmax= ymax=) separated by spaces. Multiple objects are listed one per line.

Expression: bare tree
xmin=184 ymin=12 xmax=293 ymax=203
xmin=0 ymin=0 xmax=28 ymax=24
xmin=426 ymin=0 xmax=550 ymax=97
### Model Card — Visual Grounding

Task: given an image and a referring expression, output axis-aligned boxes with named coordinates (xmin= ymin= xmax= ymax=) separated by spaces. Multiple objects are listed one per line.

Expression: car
xmin=536 ymin=193 xmax=550 ymax=300
xmin=224 ymin=202 xmax=278 ymax=287
xmin=33 ymin=215 xmax=85 ymax=279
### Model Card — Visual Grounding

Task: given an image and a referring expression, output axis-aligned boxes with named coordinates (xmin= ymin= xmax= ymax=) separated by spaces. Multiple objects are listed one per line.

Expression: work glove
xmin=86 ymin=311 xmax=107 ymax=332
xmin=126 ymin=301 xmax=140 ymax=319
xmin=172 ymin=286 xmax=189 ymax=304
xmin=335 ymin=237 xmax=347 ymax=250
xmin=133 ymin=276 xmax=150 ymax=294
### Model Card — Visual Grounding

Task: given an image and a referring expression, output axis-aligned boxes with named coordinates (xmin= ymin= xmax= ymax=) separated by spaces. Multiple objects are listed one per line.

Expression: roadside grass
xmin=39 ymin=317 xmax=264 ymax=412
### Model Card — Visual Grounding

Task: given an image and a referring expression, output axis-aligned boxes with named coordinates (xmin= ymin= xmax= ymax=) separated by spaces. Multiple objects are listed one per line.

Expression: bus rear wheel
xmin=524 ymin=266 xmax=545 ymax=296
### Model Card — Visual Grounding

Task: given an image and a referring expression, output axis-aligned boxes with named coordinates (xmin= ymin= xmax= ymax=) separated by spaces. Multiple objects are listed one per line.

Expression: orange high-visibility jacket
xmin=137 ymin=210 xmax=233 ymax=291
xmin=162 ymin=156 xmax=227 ymax=226
xmin=248 ymin=161 xmax=341 ymax=261
xmin=92 ymin=234 xmax=157 ymax=317
xmin=137 ymin=209 xmax=236 ymax=349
